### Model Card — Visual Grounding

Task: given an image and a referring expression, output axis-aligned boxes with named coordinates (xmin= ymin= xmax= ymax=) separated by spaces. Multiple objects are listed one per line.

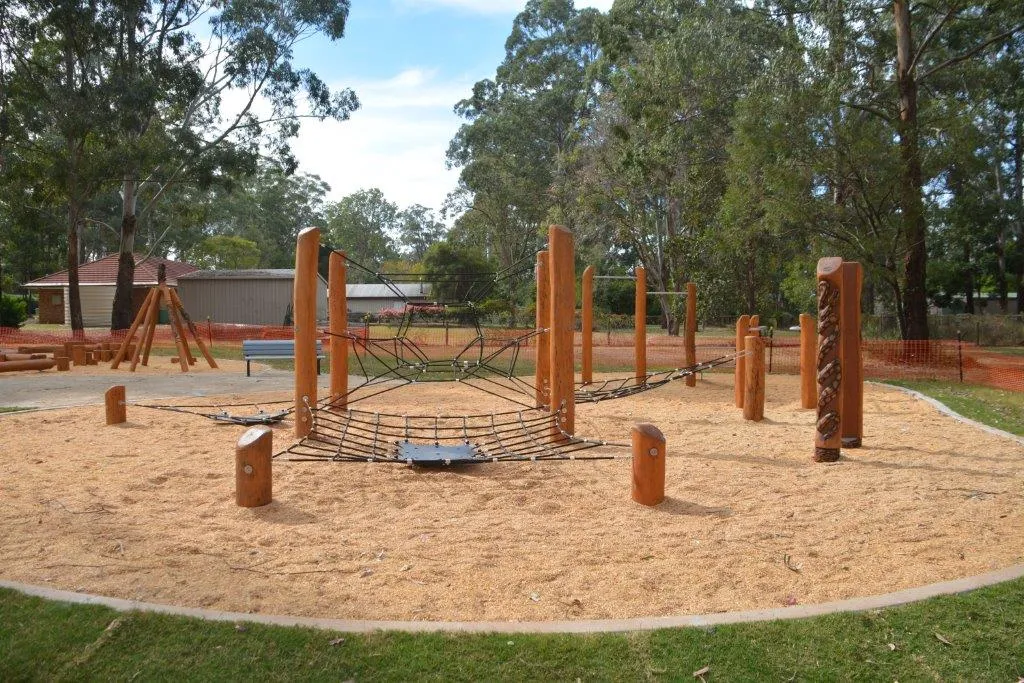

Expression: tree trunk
xmin=744 ymin=253 xmax=757 ymax=313
xmin=111 ymin=178 xmax=138 ymax=330
xmin=67 ymin=202 xmax=84 ymax=335
xmin=894 ymin=0 xmax=929 ymax=340
xmin=964 ymin=240 xmax=975 ymax=315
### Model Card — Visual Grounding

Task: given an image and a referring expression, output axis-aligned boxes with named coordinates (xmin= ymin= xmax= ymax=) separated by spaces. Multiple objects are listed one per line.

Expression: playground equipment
xmin=105 ymin=385 xmax=126 ymax=425
xmin=110 ymin=263 xmax=217 ymax=373
xmin=743 ymin=334 xmax=765 ymax=421
xmin=813 ymin=258 xmax=864 ymax=461
xmin=581 ymin=270 xmax=701 ymax=388
xmin=236 ymin=426 xmax=273 ymax=507
xmin=631 ymin=423 xmax=666 ymax=506
xmin=799 ymin=313 xmax=816 ymax=409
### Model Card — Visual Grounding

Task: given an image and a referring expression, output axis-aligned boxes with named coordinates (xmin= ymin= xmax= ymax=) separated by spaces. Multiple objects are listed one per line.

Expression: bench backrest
xmin=242 ymin=339 xmax=323 ymax=355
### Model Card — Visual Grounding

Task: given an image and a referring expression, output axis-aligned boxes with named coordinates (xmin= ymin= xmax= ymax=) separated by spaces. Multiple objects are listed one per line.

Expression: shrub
xmin=0 ymin=295 xmax=28 ymax=328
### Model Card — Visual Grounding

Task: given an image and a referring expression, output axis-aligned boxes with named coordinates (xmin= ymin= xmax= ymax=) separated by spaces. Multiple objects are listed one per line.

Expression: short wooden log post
xmin=105 ymin=385 xmax=126 ymax=425
xmin=799 ymin=313 xmax=816 ymax=409
xmin=549 ymin=226 xmax=575 ymax=437
xmin=71 ymin=345 xmax=87 ymax=366
xmin=734 ymin=315 xmax=750 ymax=408
xmin=535 ymin=250 xmax=551 ymax=408
xmin=814 ymin=257 xmax=844 ymax=462
xmin=236 ymin=426 xmax=272 ymax=508
xmin=631 ymin=423 xmax=665 ymax=506
xmin=684 ymin=281 xmax=697 ymax=386
xmin=635 ymin=266 xmax=646 ymax=381
xmin=294 ymin=226 xmax=320 ymax=439
xmin=743 ymin=335 xmax=765 ymax=421
xmin=581 ymin=265 xmax=594 ymax=385
xmin=329 ymin=250 xmax=348 ymax=412
xmin=56 ymin=356 xmax=70 ymax=371
xmin=840 ymin=261 xmax=864 ymax=448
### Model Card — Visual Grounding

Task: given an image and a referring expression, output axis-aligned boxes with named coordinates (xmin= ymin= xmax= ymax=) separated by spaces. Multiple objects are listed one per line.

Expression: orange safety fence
xmin=2 ymin=325 xmax=1022 ymax=392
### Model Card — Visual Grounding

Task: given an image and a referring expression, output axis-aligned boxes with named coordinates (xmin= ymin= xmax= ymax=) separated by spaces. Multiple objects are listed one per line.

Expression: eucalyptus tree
xmin=0 ymin=0 xmax=121 ymax=330
xmin=107 ymin=0 xmax=359 ymax=328
xmin=323 ymin=188 xmax=399 ymax=280
xmin=446 ymin=0 xmax=601 ymax=272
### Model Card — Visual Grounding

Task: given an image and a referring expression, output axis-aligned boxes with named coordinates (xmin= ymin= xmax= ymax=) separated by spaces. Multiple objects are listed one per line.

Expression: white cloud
xmin=291 ymin=68 xmax=472 ymax=216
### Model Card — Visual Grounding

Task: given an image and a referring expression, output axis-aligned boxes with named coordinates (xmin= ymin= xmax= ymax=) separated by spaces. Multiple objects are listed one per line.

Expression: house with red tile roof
xmin=24 ymin=254 xmax=197 ymax=327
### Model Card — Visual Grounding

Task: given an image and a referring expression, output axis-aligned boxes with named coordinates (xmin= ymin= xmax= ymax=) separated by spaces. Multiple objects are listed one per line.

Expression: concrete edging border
xmin=3 ymin=565 xmax=1023 ymax=634
xmin=870 ymin=381 xmax=1024 ymax=446
xmin=2 ymin=382 xmax=1022 ymax=634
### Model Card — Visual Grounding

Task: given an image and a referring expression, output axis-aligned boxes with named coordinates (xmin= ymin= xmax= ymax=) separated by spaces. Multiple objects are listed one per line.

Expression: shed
xmin=177 ymin=269 xmax=328 ymax=326
xmin=23 ymin=254 xmax=197 ymax=327
xmin=345 ymin=283 xmax=432 ymax=316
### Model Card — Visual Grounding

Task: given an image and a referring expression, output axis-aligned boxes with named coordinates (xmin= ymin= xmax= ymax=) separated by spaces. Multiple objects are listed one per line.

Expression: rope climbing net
xmin=574 ymin=354 xmax=741 ymax=403
xmin=278 ymin=404 xmax=626 ymax=465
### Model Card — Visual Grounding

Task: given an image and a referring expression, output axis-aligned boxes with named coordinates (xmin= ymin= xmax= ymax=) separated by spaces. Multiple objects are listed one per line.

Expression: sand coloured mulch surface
xmin=1 ymin=373 xmax=1022 ymax=622
xmin=0 ymin=356 xmax=249 ymax=377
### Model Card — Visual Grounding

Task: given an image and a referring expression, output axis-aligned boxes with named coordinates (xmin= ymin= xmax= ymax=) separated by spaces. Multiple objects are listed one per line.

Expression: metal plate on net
xmin=398 ymin=442 xmax=480 ymax=465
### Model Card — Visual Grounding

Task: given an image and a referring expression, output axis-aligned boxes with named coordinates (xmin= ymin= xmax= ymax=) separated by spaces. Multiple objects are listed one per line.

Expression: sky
xmin=282 ymin=0 xmax=615 ymax=218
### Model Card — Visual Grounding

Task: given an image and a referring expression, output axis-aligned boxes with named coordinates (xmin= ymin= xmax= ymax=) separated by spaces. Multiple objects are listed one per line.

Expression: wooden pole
xmin=635 ymin=266 xmax=646 ymax=381
xmin=0 ymin=358 xmax=56 ymax=372
xmin=743 ymin=335 xmax=765 ymax=421
xmin=841 ymin=261 xmax=864 ymax=447
xmin=329 ymin=250 xmax=348 ymax=411
xmin=631 ymin=423 xmax=665 ymax=506
xmin=581 ymin=265 xmax=594 ymax=385
xmin=130 ymin=288 xmax=160 ymax=371
xmin=535 ymin=250 xmax=551 ymax=408
xmin=799 ymin=313 xmax=816 ymax=409
xmin=105 ymin=385 xmax=126 ymax=425
xmin=71 ymin=345 xmax=87 ymax=366
xmin=235 ymin=426 xmax=272 ymax=508
xmin=734 ymin=314 xmax=750 ymax=408
xmin=139 ymin=288 xmax=161 ymax=367
xmin=160 ymin=283 xmax=190 ymax=372
xmin=110 ymin=288 xmax=155 ymax=369
xmin=548 ymin=226 xmax=575 ymax=437
xmin=749 ymin=314 xmax=760 ymax=330
xmin=685 ymin=281 xmax=697 ymax=386
xmin=814 ymin=257 xmax=844 ymax=462
xmin=170 ymin=288 xmax=218 ymax=369
xmin=294 ymin=226 xmax=320 ymax=439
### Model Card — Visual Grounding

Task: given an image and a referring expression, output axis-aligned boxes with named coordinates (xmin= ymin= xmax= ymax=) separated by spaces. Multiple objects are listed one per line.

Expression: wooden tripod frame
xmin=110 ymin=264 xmax=217 ymax=373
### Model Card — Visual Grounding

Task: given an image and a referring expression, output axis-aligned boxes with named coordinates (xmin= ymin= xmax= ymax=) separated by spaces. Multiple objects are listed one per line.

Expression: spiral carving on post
xmin=815 ymin=277 xmax=841 ymax=461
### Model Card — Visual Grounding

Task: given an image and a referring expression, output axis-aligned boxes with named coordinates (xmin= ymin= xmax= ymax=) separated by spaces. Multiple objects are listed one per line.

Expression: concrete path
xmin=0 ymin=371 xmax=354 ymax=410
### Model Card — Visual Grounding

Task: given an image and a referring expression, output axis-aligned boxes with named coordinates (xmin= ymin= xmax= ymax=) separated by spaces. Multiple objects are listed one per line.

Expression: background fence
xmin=2 ymin=321 xmax=1022 ymax=392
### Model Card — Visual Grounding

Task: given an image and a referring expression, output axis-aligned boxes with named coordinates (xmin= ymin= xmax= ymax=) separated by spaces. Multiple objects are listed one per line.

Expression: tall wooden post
xmin=236 ymin=426 xmax=272 ymax=508
xmin=684 ymin=281 xmax=697 ymax=386
xmin=105 ymin=385 xmax=126 ymax=425
xmin=734 ymin=314 xmax=750 ymax=408
xmin=329 ymin=251 xmax=348 ymax=412
xmin=814 ymin=257 xmax=844 ymax=462
xmin=799 ymin=313 xmax=816 ymax=409
xmin=535 ymin=250 xmax=551 ymax=408
xmin=294 ymin=226 xmax=320 ymax=439
xmin=841 ymin=261 xmax=864 ymax=447
xmin=548 ymin=226 xmax=575 ymax=437
xmin=581 ymin=265 xmax=594 ymax=385
xmin=635 ymin=266 xmax=646 ymax=381
xmin=743 ymin=335 xmax=765 ymax=421
xmin=631 ymin=423 xmax=665 ymax=506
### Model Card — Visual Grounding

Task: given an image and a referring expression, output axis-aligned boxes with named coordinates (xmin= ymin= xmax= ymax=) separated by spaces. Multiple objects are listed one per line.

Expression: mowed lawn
xmin=1 ymin=381 xmax=1022 ymax=681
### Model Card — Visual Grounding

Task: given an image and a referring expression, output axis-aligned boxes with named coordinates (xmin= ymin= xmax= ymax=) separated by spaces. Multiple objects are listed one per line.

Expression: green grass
xmin=0 ymin=406 xmax=31 ymax=413
xmin=884 ymin=380 xmax=1024 ymax=436
xmin=983 ymin=345 xmax=1024 ymax=357
xmin=2 ymin=578 xmax=1023 ymax=681
xmin=3 ymin=379 xmax=1023 ymax=680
